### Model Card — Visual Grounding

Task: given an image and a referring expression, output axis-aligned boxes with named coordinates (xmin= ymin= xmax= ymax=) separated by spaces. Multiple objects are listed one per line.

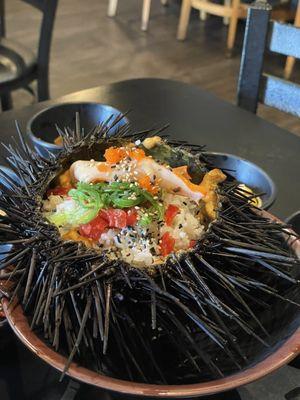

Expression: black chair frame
xmin=0 ymin=0 xmax=58 ymax=110
xmin=0 ymin=0 xmax=5 ymax=38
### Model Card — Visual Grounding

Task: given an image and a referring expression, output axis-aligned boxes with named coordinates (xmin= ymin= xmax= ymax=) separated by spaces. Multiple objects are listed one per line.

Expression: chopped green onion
xmin=139 ymin=214 xmax=152 ymax=227
xmin=142 ymin=190 xmax=164 ymax=220
xmin=46 ymin=203 xmax=98 ymax=227
xmin=47 ymin=180 xmax=164 ymax=227
xmin=111 ymin=193 xmax=143 ymax=208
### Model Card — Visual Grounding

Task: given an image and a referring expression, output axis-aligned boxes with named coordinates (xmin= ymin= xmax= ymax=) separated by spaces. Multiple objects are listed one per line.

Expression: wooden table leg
xmin=107 ymin=0 xmax=118 ymax=17
xmin=177 ymin=0 xmax=192 ymax=40
xmin=284 ymin=0 xmax=300 ymax=79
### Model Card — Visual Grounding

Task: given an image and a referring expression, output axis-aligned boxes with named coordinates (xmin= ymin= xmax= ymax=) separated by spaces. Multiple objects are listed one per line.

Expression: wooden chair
xmin=107 ymin=0 xmax=168 ymax=31
xmin=0 ymin=0 xmax=58 ymax=111
xmin=177 ymin=0 xmax=295 ymax=53
xmin=237 ymin=0 xmax=300 ymax=117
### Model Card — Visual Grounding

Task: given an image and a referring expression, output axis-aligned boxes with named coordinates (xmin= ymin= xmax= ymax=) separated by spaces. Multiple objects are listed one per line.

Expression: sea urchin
xmin=0 ymin=116 xmax=299 ymax=385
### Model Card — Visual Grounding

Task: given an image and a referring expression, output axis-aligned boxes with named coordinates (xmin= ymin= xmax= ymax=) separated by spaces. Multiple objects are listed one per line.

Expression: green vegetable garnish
xmin=47 ymin=205 xmax=96 ymax=227
xmin=139 ymin=214 xmax=152 ymax=227
xmin=47 ymin=181 xmax=164 ymax=227
xmin=68 ymin=183 xmax=106 ymax=222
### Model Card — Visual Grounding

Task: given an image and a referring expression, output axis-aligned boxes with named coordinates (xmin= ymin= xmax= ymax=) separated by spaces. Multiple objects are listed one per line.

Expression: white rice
xmin=43 ymin=192 xmax=205 ymax=267
xmin=160 ymin=193 xmax=205 ymax=251
xmin=98 ymin=192 xmax=205 ymax=267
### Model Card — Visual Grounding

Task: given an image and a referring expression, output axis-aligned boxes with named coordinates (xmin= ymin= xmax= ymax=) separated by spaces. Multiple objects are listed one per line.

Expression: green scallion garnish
xmin=48 ymin=180 xmax=164 ymax=227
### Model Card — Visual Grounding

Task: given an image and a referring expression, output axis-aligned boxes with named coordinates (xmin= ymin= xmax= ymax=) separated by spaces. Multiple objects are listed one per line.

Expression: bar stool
xmin=107 ymin=0 xmax=168 ymax=31
xmin=177 ymin=0 xmax=295 ymax=53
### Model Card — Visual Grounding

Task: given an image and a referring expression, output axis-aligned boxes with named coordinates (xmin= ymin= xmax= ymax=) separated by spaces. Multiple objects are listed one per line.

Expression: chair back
xmin=237 ymin=0 xmax=300 ymax=117
xmin=23 ymin=0 xmax=58 ymax=90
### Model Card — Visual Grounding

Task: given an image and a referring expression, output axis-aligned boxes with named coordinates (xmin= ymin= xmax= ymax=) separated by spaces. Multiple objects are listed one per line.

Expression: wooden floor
xmin=4 ymin=0 xmax=300 ymax=136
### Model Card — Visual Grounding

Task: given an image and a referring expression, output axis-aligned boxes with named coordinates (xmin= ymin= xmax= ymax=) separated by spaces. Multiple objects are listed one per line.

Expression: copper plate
xmin=2 ymin=211 xmax=300 ymax=398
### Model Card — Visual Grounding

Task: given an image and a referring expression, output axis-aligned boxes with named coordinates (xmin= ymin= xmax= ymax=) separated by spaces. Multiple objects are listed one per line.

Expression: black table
xmin=0 ymin=78 xmax=299 ymax=400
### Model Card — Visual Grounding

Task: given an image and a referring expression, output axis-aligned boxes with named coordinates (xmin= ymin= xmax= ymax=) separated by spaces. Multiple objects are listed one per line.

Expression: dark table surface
xmin=0 ymin=78 xmax=300 ymax=400
xmin=0 ymin=78 xmax=299 ymax=219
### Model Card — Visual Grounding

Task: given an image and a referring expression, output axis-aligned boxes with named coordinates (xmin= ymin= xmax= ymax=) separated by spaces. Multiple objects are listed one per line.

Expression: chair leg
xmin=141 ymin=0 xmax=151 ymax=31
xmin=199 ymin=7 xmax=207 ymax=21
xmin=177 ymin=0 xmax=192 ymax=40
xmin=223 ymin=0 xmax=230 ymax=25
xmin=1 ymin=92 xmax=13 ymax=111
xmin=284 ymin=57 xmax=296 ymax=80
xmin=283 ymin=0 xmax=300 ymax=79
xmin=37 ymin=74 xmax=50 ymax=102
xmin=227 ymin=0 xmax=240 ymax=52
xmin=107 ymin=0 xmax=118 ymax=17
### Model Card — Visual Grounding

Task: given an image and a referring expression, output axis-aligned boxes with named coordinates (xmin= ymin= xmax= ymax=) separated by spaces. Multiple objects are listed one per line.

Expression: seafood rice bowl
xmin=43 ymin=136 xmax=225 ymax=268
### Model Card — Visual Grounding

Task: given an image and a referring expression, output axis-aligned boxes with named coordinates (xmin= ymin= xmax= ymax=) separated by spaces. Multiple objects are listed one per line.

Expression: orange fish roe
xmin=104 ymin=147 xmax=126 ymax=164
xmin=138 ymin=175 xmax=159 ymax=194
xmin=104 ymin=146 xmax=146 ymax=164
xmin=129 ymin=148 xmax=146 ymax=161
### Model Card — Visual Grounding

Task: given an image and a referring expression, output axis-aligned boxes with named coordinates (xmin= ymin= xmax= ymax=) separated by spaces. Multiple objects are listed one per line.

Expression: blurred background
xmin=2 ymin=0 xmax=300 ymax=135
